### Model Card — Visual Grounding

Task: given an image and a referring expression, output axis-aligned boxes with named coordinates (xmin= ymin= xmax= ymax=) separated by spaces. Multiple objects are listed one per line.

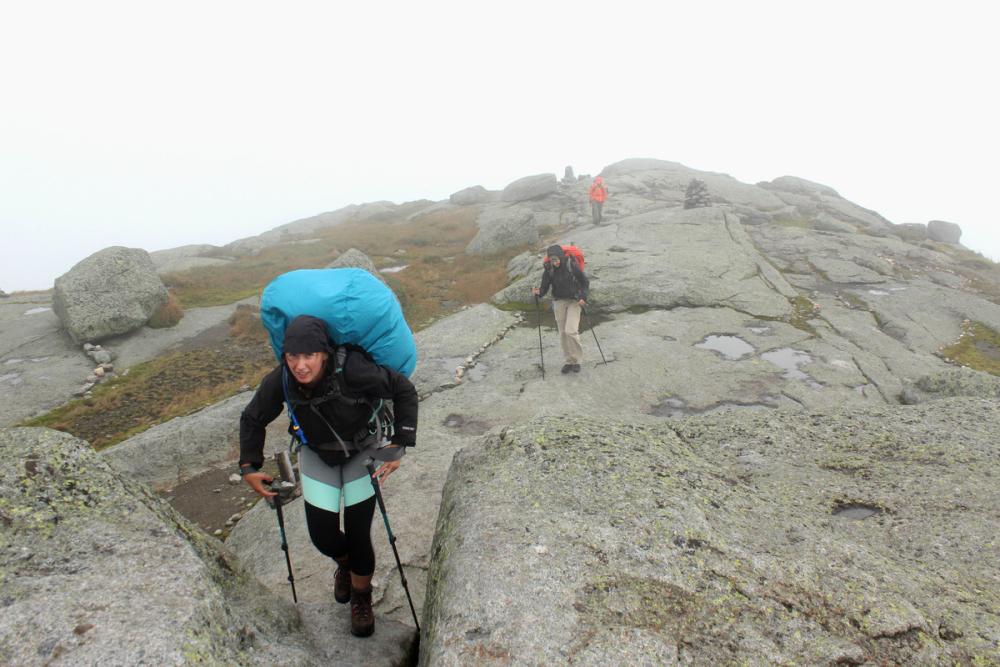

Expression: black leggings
xmin=304 ymin=497 xmax=377 ymax=576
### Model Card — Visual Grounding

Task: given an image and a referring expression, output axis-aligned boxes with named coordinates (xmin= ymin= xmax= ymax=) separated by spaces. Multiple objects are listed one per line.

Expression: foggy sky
xmin=2 ymin=1 xmax=997 ymax=291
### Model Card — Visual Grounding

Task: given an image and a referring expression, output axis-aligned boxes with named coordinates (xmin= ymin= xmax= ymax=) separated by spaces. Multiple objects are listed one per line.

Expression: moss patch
xmin=939 ymin=321 xmax=1000 ymax=376
xmin=20 ymin=321 xmax=274 ymax=449
xmin=164 ymin=206 xmax=515 ymax=329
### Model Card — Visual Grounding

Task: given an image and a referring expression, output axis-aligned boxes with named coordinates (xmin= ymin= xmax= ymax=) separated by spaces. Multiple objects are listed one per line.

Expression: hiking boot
xmin=561 ymin=364 xmax=573 ymax=374
xmin=333 ymin=557 xmax=351 ymax=604
xmin=570 ymin=364 xmax=581 ymax=373
xmin=350 ymin=586 xmax=375 ymax=637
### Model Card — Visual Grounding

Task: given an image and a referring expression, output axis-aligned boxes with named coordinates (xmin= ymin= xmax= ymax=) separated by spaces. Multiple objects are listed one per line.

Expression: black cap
xmin=546 ymin=245 xmax=565 ymax=259
xmin=283 ymin=315 xmax=333 ymax=355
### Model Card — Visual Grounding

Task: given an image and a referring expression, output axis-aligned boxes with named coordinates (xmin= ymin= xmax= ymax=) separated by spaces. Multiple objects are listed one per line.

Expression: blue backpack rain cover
xmin=260 ymin=268 xmax=417 ymax=377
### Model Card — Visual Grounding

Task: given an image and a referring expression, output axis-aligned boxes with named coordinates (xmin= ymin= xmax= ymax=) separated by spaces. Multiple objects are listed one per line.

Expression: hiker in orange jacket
xmin=589 ymin=176 xmax=608 ymax=225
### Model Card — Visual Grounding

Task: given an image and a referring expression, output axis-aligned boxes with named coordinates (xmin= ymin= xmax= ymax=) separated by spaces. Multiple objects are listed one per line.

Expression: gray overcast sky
xmin=2 ymin=1 xmax=997 ymax=291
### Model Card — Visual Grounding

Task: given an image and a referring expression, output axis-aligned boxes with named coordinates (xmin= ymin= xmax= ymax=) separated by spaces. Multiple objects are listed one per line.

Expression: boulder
xmin=449 ymin=185 xmax=492 ymax=206
xmin=421 ymin=402 xmax=1000 ymax=665
xmin=466 ymin=206 xmax=538 ymax=256
xmin=325 ymin=247 xmax=386 ymax=284
xmin=892 ymin=222 xmax=928 ymax=243
xmin=900 ymin=367 xmax=1000 ymax=404
xmin=0 ymin=427 xmax=318 ymax=665
xmin=500 ymin=173 xmax=558 ymax=202
xmin=927 ymin=220 xmax=962 ymax=244
xmin=492 ymin=208 xmax=794 ymax=318
xmin=505 ymin=251 xmax=537 ymax=281
xmin=52 ymin=246 xmax=168 ymax=343
xmin=0 ymin=289 xmax=8 ymax=298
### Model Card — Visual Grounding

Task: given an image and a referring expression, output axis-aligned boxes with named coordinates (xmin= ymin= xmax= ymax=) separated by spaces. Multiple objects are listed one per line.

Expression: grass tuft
xmin=147 ymin=291 xmax=184 ymax=328
xmin=939 ymin=321 xmax=1000 ymax=376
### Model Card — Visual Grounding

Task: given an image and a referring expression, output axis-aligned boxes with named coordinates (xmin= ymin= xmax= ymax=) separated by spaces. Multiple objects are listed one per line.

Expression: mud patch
xmin=164 ymin=459 xmax=280 ymax=537
xmin=442 ymin=413 xmax=491 ymax=435
xmin=832 ymin=501 xmax=883 ymax=520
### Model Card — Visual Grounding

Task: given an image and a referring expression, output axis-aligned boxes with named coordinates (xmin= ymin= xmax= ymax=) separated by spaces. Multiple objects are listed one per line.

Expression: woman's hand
xmin=372 ymin=459 xmax=401 ymax=486
xmin=244 ymin=471 xmax=277 ymax=497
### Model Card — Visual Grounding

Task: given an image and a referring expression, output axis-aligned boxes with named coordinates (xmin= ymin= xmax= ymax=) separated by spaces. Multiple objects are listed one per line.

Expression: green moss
xmin=939 ymin=321 xmax=1000 ymax=376
xmin=755 ymin=295 xmax=819 ymax=335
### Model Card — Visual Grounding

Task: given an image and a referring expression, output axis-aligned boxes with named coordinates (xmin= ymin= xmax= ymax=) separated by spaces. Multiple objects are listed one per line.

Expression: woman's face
xmin=285 ymin=351 xmax=328 ymax=386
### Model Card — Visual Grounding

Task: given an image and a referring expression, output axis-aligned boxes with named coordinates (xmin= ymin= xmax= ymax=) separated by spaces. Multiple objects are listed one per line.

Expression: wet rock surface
xmin=422 ymin=402 xmax=1000 ymax=665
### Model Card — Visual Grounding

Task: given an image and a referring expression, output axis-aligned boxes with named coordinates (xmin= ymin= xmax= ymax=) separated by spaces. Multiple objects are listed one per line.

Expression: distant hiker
xmin=589 ymin=176 xmax=608 ymax=224
xmin=239 ymin=314 xmax=418 ymax=638
xmin=532 ymin=245 xmax=590 ymax=373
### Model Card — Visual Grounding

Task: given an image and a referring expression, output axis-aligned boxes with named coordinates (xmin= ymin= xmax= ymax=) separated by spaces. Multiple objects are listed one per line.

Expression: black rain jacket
xmin=239 ymin=347 xmax=418 ymax=469
xmin=539 ymin=259 xmax=589 ymax=301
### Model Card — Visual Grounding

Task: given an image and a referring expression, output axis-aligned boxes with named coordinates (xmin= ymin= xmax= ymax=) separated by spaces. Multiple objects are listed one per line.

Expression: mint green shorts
xmin=298 ymin=445 xmax=376 ymax=512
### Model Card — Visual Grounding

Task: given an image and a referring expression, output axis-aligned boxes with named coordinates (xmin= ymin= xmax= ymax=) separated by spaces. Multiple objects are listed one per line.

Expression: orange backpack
xmin=542 ymin=245 xmax=585 ymax=272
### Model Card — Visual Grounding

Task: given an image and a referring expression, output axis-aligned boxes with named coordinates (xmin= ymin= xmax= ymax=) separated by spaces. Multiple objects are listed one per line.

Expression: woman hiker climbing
xmin=238 ymin=314 xmax=418 ymax=637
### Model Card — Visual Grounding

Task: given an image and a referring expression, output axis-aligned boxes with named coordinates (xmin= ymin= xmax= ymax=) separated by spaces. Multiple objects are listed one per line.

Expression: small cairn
xmin=74 ymin=343 xmax=117 ymax=396
xmin=562 ymin=166 xmax=576 ymax=183
xmin=684 ymin=178 xmax=711 ymax=209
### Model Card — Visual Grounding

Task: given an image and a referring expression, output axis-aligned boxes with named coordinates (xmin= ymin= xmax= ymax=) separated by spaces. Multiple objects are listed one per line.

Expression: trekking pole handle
xmin=276 ymin=450 xmax=297 ymax=486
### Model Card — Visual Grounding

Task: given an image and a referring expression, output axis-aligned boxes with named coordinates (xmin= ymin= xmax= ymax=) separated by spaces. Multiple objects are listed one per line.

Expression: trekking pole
xmin=269 ymin=486 xmax=298 ymax=603
xmin=366 ymin=462 xmax=420 ymax=632
xmin=534 ymin=294 xmax=545 ymax=379
xmin=581 ymin=306 xmax=608 ymax=365
xmin=268 ymin=450 xmax=298 ymax=603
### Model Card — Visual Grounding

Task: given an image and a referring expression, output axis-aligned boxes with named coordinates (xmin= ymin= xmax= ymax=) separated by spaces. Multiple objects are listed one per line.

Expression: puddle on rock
xmin=695 ymin=335 xmax=755 ymax=360
xmin=832 ymin=503 xmax=882 ymax=520
xmin=867 ymin=289 xmax=889 ymax=296
xmin=4 ymin=359 xmax=23 ymax=365
xmin=380 ymin=265 xmax=408 ymax=274
xmin=761 ymin=348 xmax=822 ymax=388
xmin=23 ymin=307 xmax=51 ymax=315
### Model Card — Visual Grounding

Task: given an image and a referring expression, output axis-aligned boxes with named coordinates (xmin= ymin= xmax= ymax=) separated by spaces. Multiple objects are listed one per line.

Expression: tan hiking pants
xmin=552 ymin=299 xmax=583 ymax=364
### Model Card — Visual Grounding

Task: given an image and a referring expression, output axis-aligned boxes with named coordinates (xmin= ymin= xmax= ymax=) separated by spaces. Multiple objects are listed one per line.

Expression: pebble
xmin=213 ymin=529 xmax=223 ymax=536
xmin=228 ymin=473 xmax=241 ymax=483
xmin=94 ymin=367 xmax=105 ymax=378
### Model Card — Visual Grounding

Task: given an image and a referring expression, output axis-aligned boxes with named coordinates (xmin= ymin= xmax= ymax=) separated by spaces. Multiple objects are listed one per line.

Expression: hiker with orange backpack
xmin=532 ymin=245 xmax=590 ymax=373
xmin=589 ymin=176 xmax=608 ymax=224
